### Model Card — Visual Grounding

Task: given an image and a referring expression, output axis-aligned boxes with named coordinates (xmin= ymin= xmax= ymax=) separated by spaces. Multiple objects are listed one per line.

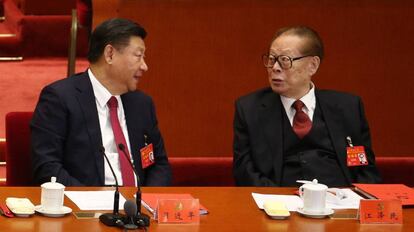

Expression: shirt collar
xmin=280 ymin=82 xmax=316 ymax=113
xmin=88 ymin=69 xmax=120 ymax=108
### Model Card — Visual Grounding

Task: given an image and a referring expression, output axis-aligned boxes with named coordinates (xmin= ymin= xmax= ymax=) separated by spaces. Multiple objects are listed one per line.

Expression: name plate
xmin=157 ymin=199 xmax=200 ymax=224
xmin=359 ymin=199 xmax=402 ymax=224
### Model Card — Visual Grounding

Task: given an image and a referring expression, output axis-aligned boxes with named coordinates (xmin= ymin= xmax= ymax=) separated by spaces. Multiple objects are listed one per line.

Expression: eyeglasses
xmin=262 ymin=54 xmax=313 ymax=69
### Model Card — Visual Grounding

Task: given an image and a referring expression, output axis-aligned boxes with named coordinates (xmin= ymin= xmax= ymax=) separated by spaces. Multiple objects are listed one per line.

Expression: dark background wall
xmin=94 ymin=0 xmax=414 ymax=157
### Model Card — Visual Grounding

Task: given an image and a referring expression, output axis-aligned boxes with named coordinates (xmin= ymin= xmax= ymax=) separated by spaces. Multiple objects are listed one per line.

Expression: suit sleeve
xmin=233 ymin=100 xmax=277 ymax=186
xmin=354 ymin=98 xmax=382 ymax=183
xmin=143 ymin=99 xmax=172 ymax=186
xmin=31 ymin=86 xmax=83 ymax=186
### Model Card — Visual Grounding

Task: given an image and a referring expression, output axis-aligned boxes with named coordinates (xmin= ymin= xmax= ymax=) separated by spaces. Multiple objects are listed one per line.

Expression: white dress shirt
xmin=280 ymin=83 xmax=316 ymax=126
xmin=88 ymin=69 xmax=137 ymax=186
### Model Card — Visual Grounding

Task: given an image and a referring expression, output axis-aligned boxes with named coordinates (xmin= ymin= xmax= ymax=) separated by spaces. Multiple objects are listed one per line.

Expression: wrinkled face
xmin=107 ymin=36 xmax=148 ymax=94
xmin=267 ymin=34 xmax=319 ymax=99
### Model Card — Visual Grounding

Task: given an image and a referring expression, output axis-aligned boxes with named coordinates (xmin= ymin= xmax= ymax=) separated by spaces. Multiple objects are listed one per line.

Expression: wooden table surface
xmin=0 ymin=187 xmax=412 ymax=232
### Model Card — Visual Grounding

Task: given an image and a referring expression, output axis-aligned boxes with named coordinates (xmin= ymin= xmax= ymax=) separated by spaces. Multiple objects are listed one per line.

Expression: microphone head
xmin=124 ymin=200 xmax=137 ymax=217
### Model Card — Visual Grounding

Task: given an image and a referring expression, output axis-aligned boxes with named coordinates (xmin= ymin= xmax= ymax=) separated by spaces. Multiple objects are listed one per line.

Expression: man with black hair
xmin=32 ymin=18 xmax=171 ymax=186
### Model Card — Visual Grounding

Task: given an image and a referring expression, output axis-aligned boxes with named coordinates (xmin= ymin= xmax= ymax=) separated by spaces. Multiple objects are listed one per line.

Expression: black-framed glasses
xmin=262 ymin=54 xmax=313 ymax=69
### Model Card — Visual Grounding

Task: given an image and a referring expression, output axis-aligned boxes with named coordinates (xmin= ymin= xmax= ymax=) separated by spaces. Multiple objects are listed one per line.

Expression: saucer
xmin=34 ymin=205 xmax=72 ymax=218
xmin=12 ymin=211 xmax=35 ymax=218
xmin=297 ymin=208 xmax=334 ymax=218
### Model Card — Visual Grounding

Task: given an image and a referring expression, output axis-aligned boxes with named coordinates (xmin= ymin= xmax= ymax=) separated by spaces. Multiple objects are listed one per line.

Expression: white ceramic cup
xmin=40 ymin=177 xmax=65 ymax=212
xmin=299 ymin=180 xmax=327 ymax=214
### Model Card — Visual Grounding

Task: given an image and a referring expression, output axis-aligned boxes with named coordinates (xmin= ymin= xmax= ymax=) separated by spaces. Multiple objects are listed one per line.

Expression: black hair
xmin=87 ymin=18 xmax=147 ymax=63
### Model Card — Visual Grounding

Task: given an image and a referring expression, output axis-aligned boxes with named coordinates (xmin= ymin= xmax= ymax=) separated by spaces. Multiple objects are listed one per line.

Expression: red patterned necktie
xmin=292 ymin=100 xmax=312 ymax=139
xmin=107 ymin=96 xmax=135 ymax=186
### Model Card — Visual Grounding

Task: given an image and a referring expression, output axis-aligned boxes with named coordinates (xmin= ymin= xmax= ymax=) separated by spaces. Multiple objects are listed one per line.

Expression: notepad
xmin=6 ymin=197 xmax=35 ymax=216
xmin=353 ymin=184 xmax=414 ymax=205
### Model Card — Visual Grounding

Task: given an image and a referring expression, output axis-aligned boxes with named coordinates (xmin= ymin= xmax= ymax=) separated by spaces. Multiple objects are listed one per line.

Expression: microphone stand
xmin=99 ymin=147 xmax=125 ymax=227
xmin=118 ymin=143 xmax=150 ymax=227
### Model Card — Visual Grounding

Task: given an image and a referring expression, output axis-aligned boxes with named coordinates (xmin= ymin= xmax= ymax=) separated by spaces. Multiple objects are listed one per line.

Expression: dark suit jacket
xmin=233 ymin=87 xmax=381 ymax=186
xmin=31 ymin=71 xmax=171 ymax=186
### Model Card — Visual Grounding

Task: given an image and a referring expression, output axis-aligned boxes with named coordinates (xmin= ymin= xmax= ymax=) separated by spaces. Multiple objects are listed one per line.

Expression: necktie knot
xmin=107 ymin=96 xmax=118 ymax=109
xmin=292 ymin=100 xmax=305 ymax=112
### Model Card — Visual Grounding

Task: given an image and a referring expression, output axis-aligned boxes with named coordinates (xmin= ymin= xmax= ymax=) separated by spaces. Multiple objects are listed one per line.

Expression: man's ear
xmin=103 ymin=44 xmax=115 ymax=64
xmin=308 ymin=56 xmax=321 ymax=76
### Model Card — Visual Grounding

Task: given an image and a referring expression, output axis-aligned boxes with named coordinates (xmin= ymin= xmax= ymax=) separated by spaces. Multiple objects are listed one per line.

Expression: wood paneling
xmin=91 ymin=0 xmax=120 ymax=28
xmin=94 ymin=0 xmax=414 ymax=157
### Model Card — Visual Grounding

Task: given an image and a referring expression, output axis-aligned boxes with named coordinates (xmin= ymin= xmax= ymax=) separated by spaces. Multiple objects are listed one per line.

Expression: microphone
xmin=123 ymin=200 xmax=138 ymax=230
xmin=118 ymin=143 xmax=150 ymax=227
xmin=99 ymin=146 xmax=124 ymax=227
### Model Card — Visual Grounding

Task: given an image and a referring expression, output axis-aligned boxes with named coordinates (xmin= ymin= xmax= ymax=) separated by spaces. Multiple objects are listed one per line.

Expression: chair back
xmin=6 ymin=111 xmax=34 ymax=186
xmin=376 ymin=157 xmax=414 ymax=187
xmin=14 ymin=0 xmax=76 ymax=15
xmin=169 ymin=157 xmax=234 ymax=186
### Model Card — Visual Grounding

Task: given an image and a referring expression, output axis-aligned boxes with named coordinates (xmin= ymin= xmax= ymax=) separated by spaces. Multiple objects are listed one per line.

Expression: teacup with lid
xmin=40 ymin=177 xmax=65 ymax=212
xmin=298 ymin=179 xmax=328 ymax=214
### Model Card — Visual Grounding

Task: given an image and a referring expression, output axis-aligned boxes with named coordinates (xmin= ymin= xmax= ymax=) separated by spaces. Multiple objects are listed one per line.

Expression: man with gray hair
xmin=233 ymin=26 xmax=381 ymax=187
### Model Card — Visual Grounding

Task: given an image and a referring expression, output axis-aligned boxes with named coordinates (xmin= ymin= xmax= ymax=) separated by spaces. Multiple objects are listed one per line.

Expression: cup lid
xmin=41 ymin=177 xmax=65 ymax=190
xmin=301 ymin=179 xmax=328 ymax=190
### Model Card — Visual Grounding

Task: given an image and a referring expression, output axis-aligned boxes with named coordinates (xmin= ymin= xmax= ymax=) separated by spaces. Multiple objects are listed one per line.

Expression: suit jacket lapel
xmin=75 ymin=72 xmax=105 ymax=184
xmin=317 ymin=91 xmax=352 ymax=182
xmin=258 ymin=92 xmax=284 ymax=185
